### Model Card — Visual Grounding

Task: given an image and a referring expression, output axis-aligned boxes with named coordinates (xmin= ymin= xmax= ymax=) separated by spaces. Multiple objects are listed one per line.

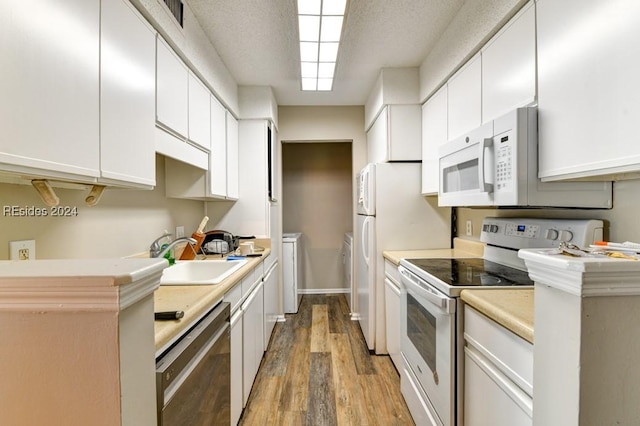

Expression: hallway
xmin=239 ymin=294 xmax=414 ymax=425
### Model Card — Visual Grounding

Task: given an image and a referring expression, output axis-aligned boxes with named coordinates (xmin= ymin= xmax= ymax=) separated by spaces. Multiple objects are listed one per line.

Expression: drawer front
xmin=384 ymin=259 xmax=401 ymax=285
xmin=464 ymin=306 xmax=533 ymax=395
xmin=224 ymin=282 xmax=242 ymax=313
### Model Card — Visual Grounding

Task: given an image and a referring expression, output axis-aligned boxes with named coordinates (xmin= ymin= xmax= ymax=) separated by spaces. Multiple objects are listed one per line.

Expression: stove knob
xmin=490 ymin=225 xmax=499 ymax=233
xmin=559 ymin=230 xmax=574 ymax=242
xmin=545 ymin=229 xmax=559 ymax=240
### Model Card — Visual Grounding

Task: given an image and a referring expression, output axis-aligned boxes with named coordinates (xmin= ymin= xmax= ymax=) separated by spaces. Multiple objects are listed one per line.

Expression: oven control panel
xmin=480 ymin=217 xmax=604 ymax=249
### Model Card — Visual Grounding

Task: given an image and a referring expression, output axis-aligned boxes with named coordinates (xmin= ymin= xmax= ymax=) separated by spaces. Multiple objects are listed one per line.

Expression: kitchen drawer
xmin=241 ymin=266 xmax=261 ymax=298
xmin=384 ymin=259 xmax=401 ymax=285
xmin=224 ymin=281 xmax=242 ymax=314
xmin=464 ymin=306 xmax=533 ymax=396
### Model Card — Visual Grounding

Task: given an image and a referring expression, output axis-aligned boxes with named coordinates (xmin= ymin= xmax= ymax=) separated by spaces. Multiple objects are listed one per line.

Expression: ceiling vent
xmin=162 ymin=0 xmax=183 ymax=27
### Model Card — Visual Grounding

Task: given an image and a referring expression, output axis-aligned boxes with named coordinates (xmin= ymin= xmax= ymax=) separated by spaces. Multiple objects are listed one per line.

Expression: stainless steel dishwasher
xmin=156 ymin=302 xmax=231 ymax=425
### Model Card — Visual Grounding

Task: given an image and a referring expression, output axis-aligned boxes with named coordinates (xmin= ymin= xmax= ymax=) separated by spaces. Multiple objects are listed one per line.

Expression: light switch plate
xmin=175 ymin=226 xmax=185 ymax=238
xmin=9 ymin=240 xmax=36 ymax=260
xmin=466 ymin=220 xmax=473 ymax=236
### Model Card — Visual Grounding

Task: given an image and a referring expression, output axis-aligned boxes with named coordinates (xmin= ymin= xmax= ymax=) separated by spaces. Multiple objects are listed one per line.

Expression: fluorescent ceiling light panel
xmin=300 ymin=42 xmax=319 ymax=62
xmin=302 ymin=78 xmax=317 ymax=91
xmin=317 ymin=78 xmax=333 ymax=91
xmin=322 ymin=0 xmax=347 ymax=15
xmin=301 ymin=62 xmax=319 ymax=78
xmin=318 ymin=62 xmax=335 ymax=78
xmin=319 ymin=42 xmax=339 ymax=62
xmin=298 ymin=0 xmax=346 ymax=91
xmin=320 ymin=16 xmax=343 ymax=42
xmin=298 ymin=15 xmax=320 ymax=41
xmin=298 ymin=0 xmax=321 ymax=15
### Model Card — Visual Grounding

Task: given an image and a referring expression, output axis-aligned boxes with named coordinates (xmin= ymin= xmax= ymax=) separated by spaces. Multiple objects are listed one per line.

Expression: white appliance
xmin=398 ymin=217 xmax=604 ymax=425
xmin=438 ymin=107 xmax=612 ymax=208
xmin=343 ymin=232 xmax=353 ymax=311
xmin=282 ymin=232 xmax=303 ymax=313
xmin=356 ymin=162 xmax=450 ymax=352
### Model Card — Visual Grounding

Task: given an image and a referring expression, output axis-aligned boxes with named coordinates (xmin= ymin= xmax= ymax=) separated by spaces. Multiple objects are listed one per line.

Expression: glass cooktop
xmin=404 ymin=258 xmax=534 ymax=287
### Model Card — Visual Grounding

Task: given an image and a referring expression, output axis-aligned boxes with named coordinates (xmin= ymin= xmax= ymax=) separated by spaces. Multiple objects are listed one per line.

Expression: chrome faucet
xmin=150 ymin=233 xmax=197 ymax=258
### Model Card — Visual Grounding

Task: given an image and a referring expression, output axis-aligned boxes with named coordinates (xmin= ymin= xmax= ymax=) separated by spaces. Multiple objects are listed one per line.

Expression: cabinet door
xmin=367 ymin=106 xmax=388 ymax=163
xmin=188 ymin=72 xmax=211 ymax=150
xmin=156 ymin=37 xmax=188 ymax=138
xmin=448 ymin=54 xmax=482 ymax=140
xmin=421 ymin=85 xmax=448 ymax=195
xmin=482 ymin=2 xmax=536 ymax=122
xmin=226 ymin=113 xmax=239 ymax=199
xmin=384 ymin=277 xmax=401 ymax=370
xmin=208 ymin=96 xmax=228 ymax=197
xmin=242 ymin=280 xmax=264 ymax=405
xmin=0 ymin=0 xmax=100 ymax=180
xmin=100 ymin=0 xmax=156 ymax=187
xmin=230 ymin=310 xmax=243 ymax=424
xmin=537 ymin=0 xmax=640 ymax=180
xmin=388 ymin=105 xmax=422 ymax=161
xmin=263 ymin=264 xmax=278 ymax=349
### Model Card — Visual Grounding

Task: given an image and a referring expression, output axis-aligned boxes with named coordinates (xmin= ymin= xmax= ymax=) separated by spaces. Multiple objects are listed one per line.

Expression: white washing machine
xmin=343 ymin=232 xmax=353 ymax=311
xmin=282 ymin=233 xmax=303 ymax=313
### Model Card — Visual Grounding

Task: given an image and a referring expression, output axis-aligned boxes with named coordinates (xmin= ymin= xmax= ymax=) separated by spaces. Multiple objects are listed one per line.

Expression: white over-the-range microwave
xmin=438 ymin=107 xmax=612 ymax=208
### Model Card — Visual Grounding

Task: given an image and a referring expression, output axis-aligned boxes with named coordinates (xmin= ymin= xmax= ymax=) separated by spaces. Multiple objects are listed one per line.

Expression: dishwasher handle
xmin=156 ymin=302 xmax=230 ymax=393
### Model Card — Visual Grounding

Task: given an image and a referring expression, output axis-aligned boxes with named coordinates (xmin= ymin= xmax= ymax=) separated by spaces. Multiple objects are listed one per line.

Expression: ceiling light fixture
xmin=297 ymin=0 xmax=347 ymax=91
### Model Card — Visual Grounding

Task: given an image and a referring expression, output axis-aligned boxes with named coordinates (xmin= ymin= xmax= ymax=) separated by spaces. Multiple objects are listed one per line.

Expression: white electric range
xmin=398 ymin=217 xmax=604 ymax=426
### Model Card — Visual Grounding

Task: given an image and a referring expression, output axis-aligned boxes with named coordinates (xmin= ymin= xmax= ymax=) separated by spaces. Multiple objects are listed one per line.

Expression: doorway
xmin=282 ymin=142 xmax=353 ymax=293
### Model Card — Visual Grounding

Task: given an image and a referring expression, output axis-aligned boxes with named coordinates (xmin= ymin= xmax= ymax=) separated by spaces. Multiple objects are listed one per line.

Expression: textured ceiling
xmin=186 ymin=0 xmax=465 ymax=106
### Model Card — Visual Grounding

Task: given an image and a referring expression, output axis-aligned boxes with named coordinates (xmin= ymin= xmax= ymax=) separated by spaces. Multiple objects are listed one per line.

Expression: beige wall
xmin=456 ymin=179 xmax=640 ymax=243
xmin=0 ymin=155 xmax=205 ymax=259
xmin=282 ymin=142 xmax=352 ymax=291
xmin=278 ymin=106 xmax=367 ymax=292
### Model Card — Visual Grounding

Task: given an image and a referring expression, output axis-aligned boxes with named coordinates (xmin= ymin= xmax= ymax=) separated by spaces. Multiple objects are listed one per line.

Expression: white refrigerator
xmin=356 ymin=162 xmax=451 ymax=352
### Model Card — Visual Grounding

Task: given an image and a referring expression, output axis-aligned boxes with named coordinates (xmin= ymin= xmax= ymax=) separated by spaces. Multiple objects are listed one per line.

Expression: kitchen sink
xmin=160 ymin=259 xmax=247 ymax=285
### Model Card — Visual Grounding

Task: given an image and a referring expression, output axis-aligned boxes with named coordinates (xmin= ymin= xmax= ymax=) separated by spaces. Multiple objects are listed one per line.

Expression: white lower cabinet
xmin=463 ymin=306 xmax=533 ymax=426
xmin=230 ymin=308 xmax=243 ymax=425
xmin=384 ymin=260 xmax=401 ymax=370
xmin=242 ymin=279 xmax=264 ymax=405
xmin=263 ymin=263 xmax=278 ymax=350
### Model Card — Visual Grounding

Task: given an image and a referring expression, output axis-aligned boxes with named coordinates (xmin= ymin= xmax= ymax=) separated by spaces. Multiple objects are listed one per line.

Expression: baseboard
xmin=297 ymin=288 xmax=350 ymax=295
xmin=276 ymin=314 xmax=286 ymax=322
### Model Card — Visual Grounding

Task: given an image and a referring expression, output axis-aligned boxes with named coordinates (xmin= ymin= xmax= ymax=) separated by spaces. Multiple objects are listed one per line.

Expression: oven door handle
xmin=399 ymin=267 xmax=455 ymax=314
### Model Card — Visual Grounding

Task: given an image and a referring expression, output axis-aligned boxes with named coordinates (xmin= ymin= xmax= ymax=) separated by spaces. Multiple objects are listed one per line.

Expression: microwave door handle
xmin=479 ymin=138 xmax=494 ymax=193
xmin=399 ymin=268 xmax=455 ymax=314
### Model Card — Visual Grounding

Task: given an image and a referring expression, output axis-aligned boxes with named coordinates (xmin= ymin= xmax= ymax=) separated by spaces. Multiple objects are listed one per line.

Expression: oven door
xmin=438 ymin=121 xmax=495 ymax=207
xmin=399 ymin=266 xmax=456 ymax=426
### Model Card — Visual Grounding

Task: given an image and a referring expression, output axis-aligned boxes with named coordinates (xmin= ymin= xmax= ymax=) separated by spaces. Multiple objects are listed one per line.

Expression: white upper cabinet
xmin=156 ymin=37 xmax=188 ymax=138
xmin=226 ymin=113 xmax=239 ymax=200
xmin=0 ymin=0 xmax=100 ymax=182
xmin=537 ymin=0 xmax=640 ymax=181
xmin=421 ymin=85 xmax=448 ymax=195
xmin=208 ymin=96 xmax=228 ymax=198
xmin=481 ymin=2 xmax=536 ymax=123
xmin=448 ymin=54 xmax=482 ymax=140
xmin=188 ymin=72 xmax=211 ymax=150
xmin=100 ymin=0 xmax=156 ymax=188
xmin=367 ymin=105 xmax=422 ymax=163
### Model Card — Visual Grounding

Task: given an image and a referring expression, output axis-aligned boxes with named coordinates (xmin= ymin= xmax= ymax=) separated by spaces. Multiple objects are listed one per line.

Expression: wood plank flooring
xmin=240 ymin=294 xmax=414 ymax=425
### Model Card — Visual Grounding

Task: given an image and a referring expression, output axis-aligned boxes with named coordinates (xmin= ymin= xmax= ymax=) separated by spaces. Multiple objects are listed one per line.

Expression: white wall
xmin=0 ymin=155 xmax=205 ymax=259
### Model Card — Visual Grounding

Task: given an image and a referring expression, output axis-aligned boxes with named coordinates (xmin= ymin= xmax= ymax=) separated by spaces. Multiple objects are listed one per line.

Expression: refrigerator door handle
xmin=362 ymin=216 xmax=371 ymax=266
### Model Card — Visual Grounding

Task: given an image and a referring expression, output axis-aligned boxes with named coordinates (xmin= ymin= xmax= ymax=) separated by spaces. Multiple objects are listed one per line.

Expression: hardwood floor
xmin=240 ymin=294 xmax=414 ymax=425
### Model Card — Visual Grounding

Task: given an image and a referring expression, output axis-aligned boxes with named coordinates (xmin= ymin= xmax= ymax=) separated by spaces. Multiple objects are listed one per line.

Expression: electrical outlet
xmin=175 ymin=226 xmax=185 ymax=238
xmin=466 ymin=220 xmax=473 ymax=236
xmin=9 ymin=240 xmax=36 ymax=260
